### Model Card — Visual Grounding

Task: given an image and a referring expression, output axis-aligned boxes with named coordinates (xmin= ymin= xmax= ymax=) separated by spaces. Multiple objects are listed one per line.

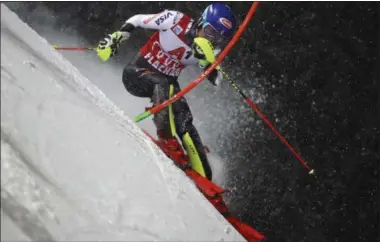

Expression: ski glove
xmin=204 ymin=64 xmax=223 ymax=86
xmin=97 ymin=31 xmax=130 ymax=62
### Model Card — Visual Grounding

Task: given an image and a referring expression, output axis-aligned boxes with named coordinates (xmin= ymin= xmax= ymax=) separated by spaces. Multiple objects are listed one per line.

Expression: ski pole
xmin=52 ymin=45 xmax=95 ymax=51
xmin=220 ymin=70 xmax=315 ymax=175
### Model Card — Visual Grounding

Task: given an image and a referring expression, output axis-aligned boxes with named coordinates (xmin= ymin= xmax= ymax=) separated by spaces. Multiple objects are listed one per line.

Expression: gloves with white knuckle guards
xmin=203 ymin=63 xmax=223 ymax=86
xmin=97 ymin=31 xmax=130 ymax=61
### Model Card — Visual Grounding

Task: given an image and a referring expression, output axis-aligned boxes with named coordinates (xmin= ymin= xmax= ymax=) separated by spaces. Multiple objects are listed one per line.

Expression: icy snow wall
xmin=0 ymin=4 xmax=245 ymax=241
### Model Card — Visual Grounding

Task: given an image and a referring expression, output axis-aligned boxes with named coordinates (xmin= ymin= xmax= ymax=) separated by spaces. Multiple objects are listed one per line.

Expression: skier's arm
xmin=96 ymin=10 xmax=178 ymax=61
xmin=111 ymin=11 xmax=178 ymax=43
xmin=121 ymin=10 xmax=177 ymax=32
xmin=192 ymin=40 xmax=224 ymax=86
xmin=200 ymin=59 xmax=224 ymax=86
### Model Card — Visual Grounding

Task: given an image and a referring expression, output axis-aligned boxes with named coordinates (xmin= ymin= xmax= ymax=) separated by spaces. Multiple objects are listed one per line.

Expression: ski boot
xmin=156 ymin=129 xmax=190 ymax=169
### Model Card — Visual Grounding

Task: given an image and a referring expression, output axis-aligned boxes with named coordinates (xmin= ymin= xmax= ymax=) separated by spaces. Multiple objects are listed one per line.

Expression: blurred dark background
xmin=6 ymin=2 xmax=378 ymax=242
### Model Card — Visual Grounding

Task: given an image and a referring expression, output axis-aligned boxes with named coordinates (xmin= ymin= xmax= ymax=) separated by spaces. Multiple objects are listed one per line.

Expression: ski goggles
xmin=202 ymin=22 xmax=228 ymax=46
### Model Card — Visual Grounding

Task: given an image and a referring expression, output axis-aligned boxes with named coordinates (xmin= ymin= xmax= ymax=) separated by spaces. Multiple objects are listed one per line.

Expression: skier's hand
xmin=197 ymin=59 xmax=223 ymax=86
xmin=96 ymin=31 xmax=130 ymax=62
xmin=204 ymin=64 xmax=223 ymax=86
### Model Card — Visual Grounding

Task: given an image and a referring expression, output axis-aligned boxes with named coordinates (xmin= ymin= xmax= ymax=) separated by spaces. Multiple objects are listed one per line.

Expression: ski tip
xmin=308 ymin=169 xmax=315 ymax=175
xmin=52 ymin=45 xmax=57 ymax=50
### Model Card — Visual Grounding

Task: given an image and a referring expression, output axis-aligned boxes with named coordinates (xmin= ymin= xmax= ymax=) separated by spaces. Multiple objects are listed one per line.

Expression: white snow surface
xmin=0 ymin=4 xmax=245 ymax=241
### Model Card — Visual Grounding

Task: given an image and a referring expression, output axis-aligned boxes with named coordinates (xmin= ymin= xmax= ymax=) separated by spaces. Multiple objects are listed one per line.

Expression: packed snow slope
xmin=0 ymin=5 xmax=245 ymax=241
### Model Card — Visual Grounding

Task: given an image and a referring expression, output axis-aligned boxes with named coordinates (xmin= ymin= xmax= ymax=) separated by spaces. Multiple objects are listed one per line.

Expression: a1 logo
xmin=167 ymin=47 xmax=192 ymax=60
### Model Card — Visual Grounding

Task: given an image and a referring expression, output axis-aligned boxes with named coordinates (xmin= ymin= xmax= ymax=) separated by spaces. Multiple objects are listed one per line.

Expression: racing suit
xmin=113 ymin=10 xmax=223 ymax=180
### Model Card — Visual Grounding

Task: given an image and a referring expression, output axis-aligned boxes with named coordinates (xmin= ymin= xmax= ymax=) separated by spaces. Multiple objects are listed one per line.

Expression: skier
xmin=96 ymin=3 xmax=236 ymax=181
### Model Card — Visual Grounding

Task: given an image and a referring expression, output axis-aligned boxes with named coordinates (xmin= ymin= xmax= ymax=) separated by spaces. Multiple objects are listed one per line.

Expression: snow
xmin=1 ymin=4 xmax=245 ymax=241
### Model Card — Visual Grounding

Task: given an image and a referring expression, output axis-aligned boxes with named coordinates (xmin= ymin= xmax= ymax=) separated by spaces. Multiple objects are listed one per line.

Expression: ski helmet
xmin=199 ymin=3 xmax=236 ymax=45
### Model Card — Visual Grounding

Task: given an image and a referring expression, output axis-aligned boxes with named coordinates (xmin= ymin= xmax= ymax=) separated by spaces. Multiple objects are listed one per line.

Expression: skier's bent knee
xmin=122 ymin=66 xmax=138 ymax=94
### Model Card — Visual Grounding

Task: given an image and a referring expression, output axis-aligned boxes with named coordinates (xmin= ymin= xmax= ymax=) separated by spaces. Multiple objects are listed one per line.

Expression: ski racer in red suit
xmin=96 ymin=3 xmax=236 ymax=181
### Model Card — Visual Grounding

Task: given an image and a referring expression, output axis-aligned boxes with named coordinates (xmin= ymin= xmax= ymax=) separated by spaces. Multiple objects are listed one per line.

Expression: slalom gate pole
xmin=53 ymin=45 xmax=95 ymax=51
xmin=134 ymin=2 xmax=261 ymax=123
xmin=220 ymin=70 xmax=315 ymax=174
